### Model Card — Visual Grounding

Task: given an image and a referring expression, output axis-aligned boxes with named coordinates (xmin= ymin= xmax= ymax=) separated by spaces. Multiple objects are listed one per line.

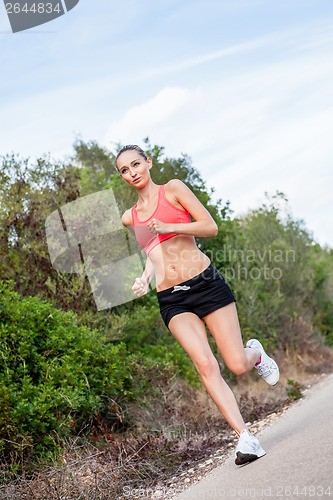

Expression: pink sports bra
xmin=131 ymin=184 xmax=191 ymax=255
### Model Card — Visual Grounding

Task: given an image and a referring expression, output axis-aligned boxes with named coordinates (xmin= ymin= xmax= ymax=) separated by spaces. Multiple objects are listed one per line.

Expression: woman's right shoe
xmin=235 ymin=430 xmax=266 ymax=465
xmin=246 ymin=339 xmax=279 ymax=386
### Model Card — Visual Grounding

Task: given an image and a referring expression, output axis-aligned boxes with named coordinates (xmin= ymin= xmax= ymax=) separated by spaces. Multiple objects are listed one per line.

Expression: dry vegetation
xmin=2 ymin=143 xmax=333 ymax=499
xmin=2 ymin=340 xmax=332 ymax=500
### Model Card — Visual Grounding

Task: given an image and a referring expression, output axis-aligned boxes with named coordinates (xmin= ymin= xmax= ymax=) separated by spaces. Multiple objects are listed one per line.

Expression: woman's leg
xmin=202 ymin=302 xmax=261 ymax=375
xmin=168 ymin=312 xmax=249 ymax=435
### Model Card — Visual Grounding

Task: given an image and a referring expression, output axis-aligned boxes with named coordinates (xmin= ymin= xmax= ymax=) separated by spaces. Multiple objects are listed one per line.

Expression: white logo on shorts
xmin=171 ymin=285 xmax=191 ymax=293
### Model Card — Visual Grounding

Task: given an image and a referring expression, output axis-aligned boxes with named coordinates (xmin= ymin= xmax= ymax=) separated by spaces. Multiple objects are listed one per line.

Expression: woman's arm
xmin=147 ymin=179 xmax=218 ymax=237
xmin=132 ymin=257 xmax=155 ymax=297
xmin=121 ymin=210 xmax=155 ymax=296
xmin=140 ymin=256 xmax=155 ymax=285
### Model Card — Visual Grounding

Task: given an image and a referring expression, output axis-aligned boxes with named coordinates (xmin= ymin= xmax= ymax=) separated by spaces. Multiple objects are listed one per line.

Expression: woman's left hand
xmin=147 ymin=218 xmax=171 ymax=235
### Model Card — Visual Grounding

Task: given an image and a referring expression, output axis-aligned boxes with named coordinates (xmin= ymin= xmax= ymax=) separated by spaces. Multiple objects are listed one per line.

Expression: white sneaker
xmin=246 ymin=339 xmax=279 ymax=386
xmin=235 ymin=430 xmax=266 ymax=465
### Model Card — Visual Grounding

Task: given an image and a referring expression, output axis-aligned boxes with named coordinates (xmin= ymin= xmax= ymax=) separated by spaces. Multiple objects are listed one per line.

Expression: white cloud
xmin=104 ymin=86 xmax=203 ymax=146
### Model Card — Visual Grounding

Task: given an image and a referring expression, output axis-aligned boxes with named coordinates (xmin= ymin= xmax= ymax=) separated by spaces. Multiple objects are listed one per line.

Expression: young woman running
xmin=117 ymin=145 xmax=279 ymax=466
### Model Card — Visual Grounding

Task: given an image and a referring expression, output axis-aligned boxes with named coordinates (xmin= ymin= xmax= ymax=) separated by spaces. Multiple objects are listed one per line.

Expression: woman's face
xmin=117 ymin=150 xmax=152 ymax=187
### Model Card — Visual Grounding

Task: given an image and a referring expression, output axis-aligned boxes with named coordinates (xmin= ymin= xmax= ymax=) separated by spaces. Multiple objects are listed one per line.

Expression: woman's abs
xmin=149 ymin=235 xmax=211 ymax=291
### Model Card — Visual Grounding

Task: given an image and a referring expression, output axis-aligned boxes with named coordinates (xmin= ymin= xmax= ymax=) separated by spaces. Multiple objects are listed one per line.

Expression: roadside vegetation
xmin=1 ymin=139 xmax=332 ymax=498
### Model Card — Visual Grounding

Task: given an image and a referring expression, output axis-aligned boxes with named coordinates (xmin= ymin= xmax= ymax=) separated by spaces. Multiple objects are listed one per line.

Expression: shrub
xmin=286 ymin=379 xmax=304 ymax=401
xmin=0 ymin=280 xmax=142 ymax=461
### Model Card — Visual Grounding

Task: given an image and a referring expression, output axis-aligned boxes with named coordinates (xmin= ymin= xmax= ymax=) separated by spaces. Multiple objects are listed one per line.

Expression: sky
xmin=1 ymin=0 xmax=333 ymax=248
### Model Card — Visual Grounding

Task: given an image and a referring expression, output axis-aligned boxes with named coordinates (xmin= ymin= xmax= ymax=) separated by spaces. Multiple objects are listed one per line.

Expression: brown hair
xmin=116 ymin=145 xmax=148 ymax=163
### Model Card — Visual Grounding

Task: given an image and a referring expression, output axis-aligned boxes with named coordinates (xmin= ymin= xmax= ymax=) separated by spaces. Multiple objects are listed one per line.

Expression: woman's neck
xmin=136 ymin=181 xmax=160 ymax=205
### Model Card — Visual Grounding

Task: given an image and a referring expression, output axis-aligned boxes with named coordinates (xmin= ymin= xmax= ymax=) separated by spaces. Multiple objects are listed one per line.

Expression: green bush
xmin=0 ymin=280 xmax=143 ymax=460
xmin=286 ymin=379 xmax=304 ymax=401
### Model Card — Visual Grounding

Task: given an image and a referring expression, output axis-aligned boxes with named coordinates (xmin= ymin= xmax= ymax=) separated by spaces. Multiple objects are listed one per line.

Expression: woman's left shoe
xmin=246 ymin=339 xmax=279 ymax=386
xmin=235 ymin=429 xmax=266 ymax=465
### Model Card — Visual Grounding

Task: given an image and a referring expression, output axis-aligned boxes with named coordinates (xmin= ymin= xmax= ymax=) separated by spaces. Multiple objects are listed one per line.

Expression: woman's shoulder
xmin=164 ymin=179 xmax=194 ymax=211
xmin=165 ymin=179 xmax=186 ymax=188
xmin=121 ymin=208 xmax=134 ymax=227
xmin=164 ymin=179 xmax=193 ymax=199
xmin=164 ymin=179 xmax=188 ymax=193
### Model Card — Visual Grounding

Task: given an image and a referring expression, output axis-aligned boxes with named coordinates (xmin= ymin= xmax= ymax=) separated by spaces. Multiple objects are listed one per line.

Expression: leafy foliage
xmin=0 ymin=279 xmax=147 ymax=460
xmin=219 ymin=193 xmax=333 ymax=349
xmin=0 ymin=138 xmax=333 ymax=467
xmin=286 ymin=379 xmax=304 ymax=401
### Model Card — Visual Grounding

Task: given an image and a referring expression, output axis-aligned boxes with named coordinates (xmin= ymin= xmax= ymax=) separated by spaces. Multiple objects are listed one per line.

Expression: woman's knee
xmin=194 ymin=355 xmax=219 ymax=378
xmin=227 ymin=357 xmax=249 ymax=376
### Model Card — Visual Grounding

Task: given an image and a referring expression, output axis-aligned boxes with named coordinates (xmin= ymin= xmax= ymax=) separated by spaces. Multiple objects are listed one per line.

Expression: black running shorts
xmin=156 ymin=263 xmax=236 ymax=330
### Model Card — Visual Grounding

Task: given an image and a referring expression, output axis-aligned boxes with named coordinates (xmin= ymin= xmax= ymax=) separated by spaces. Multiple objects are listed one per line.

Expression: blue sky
xmin=1 ymin=0 xmax=333 ymax=247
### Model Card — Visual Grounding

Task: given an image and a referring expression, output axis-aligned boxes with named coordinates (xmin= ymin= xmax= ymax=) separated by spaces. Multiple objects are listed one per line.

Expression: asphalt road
xmin=173 ymin=373 xmax=333 ymax=500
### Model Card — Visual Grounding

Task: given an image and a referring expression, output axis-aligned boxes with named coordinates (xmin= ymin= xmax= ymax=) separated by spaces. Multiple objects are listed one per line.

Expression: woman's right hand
xmin=132 ymin=277 xmax=149 ymax=297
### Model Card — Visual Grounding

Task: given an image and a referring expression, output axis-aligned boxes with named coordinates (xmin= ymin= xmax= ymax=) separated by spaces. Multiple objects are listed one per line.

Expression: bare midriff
xmin=148 ymin=234 xmax=211 ymax=291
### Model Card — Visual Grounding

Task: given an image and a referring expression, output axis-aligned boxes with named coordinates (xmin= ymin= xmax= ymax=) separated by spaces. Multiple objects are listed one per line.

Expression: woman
xmin=117 ymin=144 xmax=279 ymax=466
